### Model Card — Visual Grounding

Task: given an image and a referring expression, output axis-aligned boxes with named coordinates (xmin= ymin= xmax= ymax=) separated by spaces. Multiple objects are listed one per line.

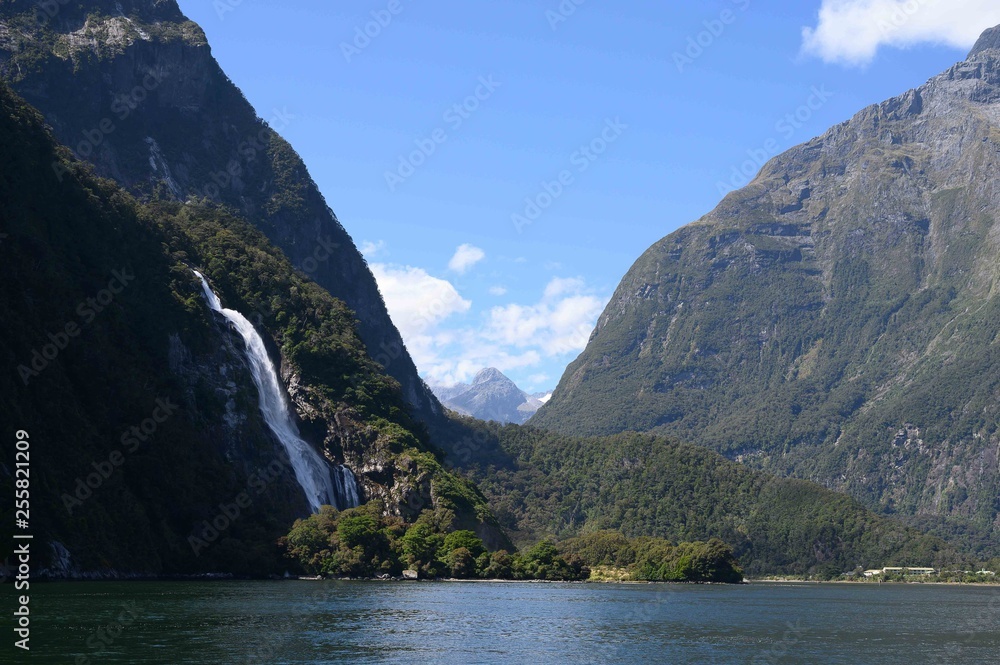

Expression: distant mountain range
xmin=431 ymin=369 xmax=550 ymax=424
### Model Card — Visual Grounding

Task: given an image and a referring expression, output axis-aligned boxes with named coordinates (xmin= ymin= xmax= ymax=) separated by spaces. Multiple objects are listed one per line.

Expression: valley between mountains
xmin=1 ymin=1 xmax=998 ymax=582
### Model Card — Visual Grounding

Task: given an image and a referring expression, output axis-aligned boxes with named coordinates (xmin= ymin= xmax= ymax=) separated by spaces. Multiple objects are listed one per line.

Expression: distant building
xmin=864 ymin=567 xmax=936 ymax=577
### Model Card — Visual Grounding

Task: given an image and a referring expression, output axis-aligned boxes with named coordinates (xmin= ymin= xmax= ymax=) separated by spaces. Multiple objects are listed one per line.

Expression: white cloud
xmin=370 ymin=263 xmax=608 ymax=388
xmin=448 ymin=244 xmax=486 ymax=274
xmin=489 ymin=286 xmax=508 ymax=296
xmin=420 ymin=343 xmax=542 ymax=388
xmin=802 ymin=0 xmax=1000 ymax=66
xmin=369 ymin=264 xmax=470 ymax=339
xmin=485 ymin=277 xmax=607 ymax=356
xmin=369 ymin=263 xmax=546 ymax=386
xmin=359 ymin=239 xmax=386 ymax=258
xmin=543 ymin=277 xmax=586 ymax=300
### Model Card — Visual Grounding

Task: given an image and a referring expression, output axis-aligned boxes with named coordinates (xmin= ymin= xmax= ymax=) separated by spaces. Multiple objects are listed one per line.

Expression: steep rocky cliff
xmin=0 ymin=82 xmax=303 ymax=574
xmin=0 ymin=82 xmax=506 ymax=575
xmin=534 ymin=28 xmax=1000 ymax=556
xmin=0 ymin=0 xmax=440 ymax=420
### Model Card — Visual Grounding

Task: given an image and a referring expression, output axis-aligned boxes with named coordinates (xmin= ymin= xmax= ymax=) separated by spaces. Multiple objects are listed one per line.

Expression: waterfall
xmin=194 ymin=271 xmax=360 ymax=513
xmin=335 ymin=466 xmax=360 ymax=508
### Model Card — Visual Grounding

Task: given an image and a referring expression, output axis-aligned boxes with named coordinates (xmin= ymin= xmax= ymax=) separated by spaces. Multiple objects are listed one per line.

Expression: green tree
xmin=281 ymin=507 xmax=338 ymax=574
xmin=337 ymin=514 xmax=378 ymax=550
xmin=483 ymin=550 xmax=514 ymax=579
xmin=443 ymin=530 xmax=486 ymax=558
xmin=447 ymin=548 xmax=477 ymax=579
xmin=401 ymin=522 xmax=440 ymax=573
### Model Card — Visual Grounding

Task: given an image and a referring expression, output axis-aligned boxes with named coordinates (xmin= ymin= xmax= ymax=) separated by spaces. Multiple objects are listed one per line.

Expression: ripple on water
xmin=28 ymin=581 xmax=1000 ymax=664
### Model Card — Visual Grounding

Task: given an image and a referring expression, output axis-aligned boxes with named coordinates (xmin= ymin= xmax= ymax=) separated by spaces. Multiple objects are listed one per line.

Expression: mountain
xmin=0 ymin=0 xmax=440 ymax=422
xmin=0 ymin=0 xmax=979 ymax=578
xmin=0 ymin=71 xmax=965 ymax=583
xmin=432 ymin=368 xmax=547 ymax=424
xmin=0 ymin=81 xmax=506 ymax=576
xmin=532 ymin=28 xmax=1000 ymax=557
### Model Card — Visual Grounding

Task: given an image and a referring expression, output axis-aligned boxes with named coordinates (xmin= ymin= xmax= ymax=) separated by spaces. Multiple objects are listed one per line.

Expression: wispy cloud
xmin=802 ymin=0 xmax=1000 ymax=66
xmin=485 ymin=278 xmax=606 ymax=356
xmin=528 ymin=373 xmax=551 ymax=388
xmin=448 ymin=244 xmax=486 ymax=274
xmin=359 ymin=239 xmax=387 ymax=258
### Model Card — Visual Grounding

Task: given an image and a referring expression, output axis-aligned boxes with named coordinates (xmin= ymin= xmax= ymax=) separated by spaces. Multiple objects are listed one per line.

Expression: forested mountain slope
xmin=533 ymin=28 xmax=1000 ymax=556
xmin=455 ymin=423 xmax=963 ymax=576
xmin=0 ymin=0 xmax=441 ymax=421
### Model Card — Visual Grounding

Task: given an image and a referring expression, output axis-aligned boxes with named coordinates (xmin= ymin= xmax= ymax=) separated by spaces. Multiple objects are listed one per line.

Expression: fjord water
xmin=30 ymin=582 xmax=999 ymax=664
xmin=195 ymin=271 xmax=359 ymax=512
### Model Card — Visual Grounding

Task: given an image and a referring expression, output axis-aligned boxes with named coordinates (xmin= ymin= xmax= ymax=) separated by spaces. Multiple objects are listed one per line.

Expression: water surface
xmin=28 ymin=580 xmax=1000 ymax=663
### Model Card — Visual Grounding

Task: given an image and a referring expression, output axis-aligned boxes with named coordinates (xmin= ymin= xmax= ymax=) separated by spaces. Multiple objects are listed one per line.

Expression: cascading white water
xmin=336 ymin=466 xmax=360 ymax=508
xmin=194 ymin=271 xmax=360 ymax=513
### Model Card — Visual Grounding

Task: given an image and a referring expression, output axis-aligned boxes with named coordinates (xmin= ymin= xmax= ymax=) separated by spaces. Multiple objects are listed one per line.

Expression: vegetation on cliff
xmin=0 ymin=0 xmax=442 ymax=424
xmin=0 ymin=82 xmax=502 ymax=575
xmin=530 ymin=38 xmax=1000 ymax=558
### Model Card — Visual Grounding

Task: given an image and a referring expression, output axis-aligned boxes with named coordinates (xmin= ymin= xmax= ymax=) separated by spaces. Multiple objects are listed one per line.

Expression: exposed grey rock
xmin=432 ymin=368 xmax=546 ymax=424
xmin=970 ymin=25 xmax=1000 ymax=58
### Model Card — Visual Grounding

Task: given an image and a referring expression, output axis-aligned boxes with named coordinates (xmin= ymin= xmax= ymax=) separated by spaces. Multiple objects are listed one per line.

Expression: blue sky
xmin=177 ymin=0 xmax=997 ymax=392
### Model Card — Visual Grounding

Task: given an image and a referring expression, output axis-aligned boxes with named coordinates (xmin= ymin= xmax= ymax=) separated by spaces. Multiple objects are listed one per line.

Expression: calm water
xmin=22 ymin=581 xmax=1000 ymax=664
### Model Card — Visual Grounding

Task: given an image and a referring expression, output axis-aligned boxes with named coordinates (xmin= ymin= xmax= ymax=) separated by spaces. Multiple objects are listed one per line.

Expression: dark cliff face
xmin=534 ymin=26 xmax=1000 ymax=553
xmin=0 ymin=84 xmax=308 ymax=576
xmin=0 ymin=1 xmax=520 ymax=574
xmin=0 ymin=80 xmax=510 ymax=575
xmin=0 ymin=0 xmax=440 ymax=421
